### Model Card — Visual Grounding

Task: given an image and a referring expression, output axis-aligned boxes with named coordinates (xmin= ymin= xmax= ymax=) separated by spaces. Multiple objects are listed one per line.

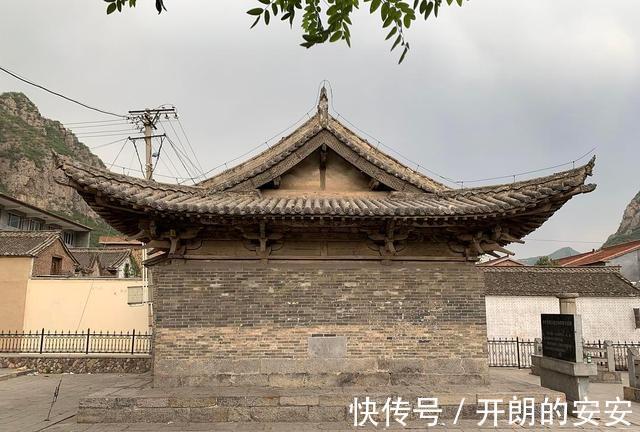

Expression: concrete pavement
xmin=2 ymin=369 xmax=640 ymax=431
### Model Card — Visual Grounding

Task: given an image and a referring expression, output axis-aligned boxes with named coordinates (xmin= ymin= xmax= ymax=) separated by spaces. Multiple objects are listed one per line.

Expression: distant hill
xmin=604 ymin=191 xmax=640 ymax=247
xmin=0 ymin=92 xmax=119 ymax=244
xmin=520 ymin=246 xmax=582 ymax=266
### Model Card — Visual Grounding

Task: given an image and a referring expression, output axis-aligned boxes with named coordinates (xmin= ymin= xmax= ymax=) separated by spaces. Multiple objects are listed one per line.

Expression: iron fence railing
xmin=487 ymin=338 xmax=537 ymax=368
xmin=0 ymin=331 xmax=637 ymax=368
xmin=487 ymin=338 xmax=640 ymax=371
xmin=585 ymin=340 xmax=640 ymax=371
xmin=0 ymin=329 xmax=152 ymax=355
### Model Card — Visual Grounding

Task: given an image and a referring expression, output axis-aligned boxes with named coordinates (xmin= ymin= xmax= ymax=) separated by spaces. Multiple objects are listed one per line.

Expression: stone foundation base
xmin=153 ymin=357 xmax=489 ymax=388
xmin=591 ymin=368 xmax=622 ymax=384
xmin=624 ymin=386 xmax=640 ymax=402
xmin=78 ymin=385 xmax=564 ymax=424
xmin=0 ymin=355 xmax=151 ymax=374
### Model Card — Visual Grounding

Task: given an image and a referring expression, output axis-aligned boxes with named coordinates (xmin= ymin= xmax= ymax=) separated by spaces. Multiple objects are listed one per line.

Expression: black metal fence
xmin=487 ymin=338 xmax=537 ymax=368
xmin=487 ymin=338 xmax=640 ymax=370
xmin=0 ymin=329 xmax=152 ymax=355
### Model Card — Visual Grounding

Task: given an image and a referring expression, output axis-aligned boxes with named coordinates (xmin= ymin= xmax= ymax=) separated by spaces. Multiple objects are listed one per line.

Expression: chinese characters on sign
xmin=349 ymin=396 xmax=631 ymax=427
xmin=541 ymin=313 xmax=578 ymax=362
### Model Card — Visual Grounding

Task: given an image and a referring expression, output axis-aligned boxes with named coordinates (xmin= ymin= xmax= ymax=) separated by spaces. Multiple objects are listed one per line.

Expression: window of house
xmin=28 ymin=219 xmax=43 ymax=231
xmin=50 ymin=256 xmax=62 ymax=275
xmin=63 ymin=231 xmax=75 ymax=246
xmin=7 ymin=213 xmax=22 ymax=229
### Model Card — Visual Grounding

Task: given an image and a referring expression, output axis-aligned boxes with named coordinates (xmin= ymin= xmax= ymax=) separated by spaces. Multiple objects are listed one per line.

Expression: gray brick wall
xmin=151 ymin=259 xmax=488 ymax=387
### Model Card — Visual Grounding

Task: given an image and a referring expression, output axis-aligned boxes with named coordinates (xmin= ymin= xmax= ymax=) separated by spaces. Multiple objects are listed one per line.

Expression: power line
xmin=164 ymin=135 xmax=197 ymax=184
xmin=75 ymin=131 xmax=140 ymax=139
xmin=0 ymin=65 xmax=128 ymax=119
xmin=320 ymin=80 xmax=597 ymax=188
xmin=158 ymin=122 xmax=203 ymax=179
xmin=89 ymin=137 xmax=129 ymax=150
xmin=65 ymin=121 xmax=134 ymax=129
xmin=175 ymin=117 xmax=205 ymax=173
xmin=76 ymin=128 xmax=140 ymax=137
xmin=64 ymin=119 xmax=128 ymax=126
xmin=167 ymin=119 xmax=204 ymax=175
xmin=108 ymin=138 xmax=130 ymax=170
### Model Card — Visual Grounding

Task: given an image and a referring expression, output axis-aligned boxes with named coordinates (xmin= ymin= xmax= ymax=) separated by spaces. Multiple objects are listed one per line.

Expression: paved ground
xmin=1 ymin=369 xmax=640 ymax=431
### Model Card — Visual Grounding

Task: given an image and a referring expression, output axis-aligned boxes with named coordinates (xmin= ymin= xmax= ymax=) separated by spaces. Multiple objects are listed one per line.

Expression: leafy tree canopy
xmin=534 ymin=256 xmax=559 ymax=267
xmin=104 ymin=0 xmax=467 ymax=63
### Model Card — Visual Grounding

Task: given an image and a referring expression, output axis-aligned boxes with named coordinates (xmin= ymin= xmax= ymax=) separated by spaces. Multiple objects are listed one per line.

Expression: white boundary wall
xmin=486 ymin=296 xmax=640 ymax=341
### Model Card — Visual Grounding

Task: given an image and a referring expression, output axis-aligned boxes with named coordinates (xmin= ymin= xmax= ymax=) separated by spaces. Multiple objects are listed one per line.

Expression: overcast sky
xmin=1 ymin=1 xmax=638 ymax=258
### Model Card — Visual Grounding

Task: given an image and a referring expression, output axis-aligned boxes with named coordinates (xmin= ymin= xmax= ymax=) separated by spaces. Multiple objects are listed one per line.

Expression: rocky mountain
xmin=604 ymin=191 xmax=640 ymax=247
xmin=0 ymin=92 xmax=117 ymax=243
xmin=520 ymin=246 xmax=582 ymax=266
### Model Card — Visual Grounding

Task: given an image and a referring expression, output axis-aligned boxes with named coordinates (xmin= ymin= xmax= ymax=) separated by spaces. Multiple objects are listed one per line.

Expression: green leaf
xmin=250 ymin=15 xmax=261 ymax=28
xmin=398 ymin=46 xmax=409 ymax=64
xmin=330 ymin=31 xmax=343 ymax=42
xmin=403 ymin=14 xmax=412 ymax=28
xmin=106 ymin=2 xmax=117 ymax=14
xmin=391 ymin=34 xmax=402 ymax=51
xmin=425 ymin=1 xmax=433 ymax=18
xmin=264 ymin=9 xmax=270 ymax=24
xmin=385 ymin=27 xmax=397 ymax=40
xmin=370 ymin=0 xmax=381 ymax=13
xmin=247 ymin=8 xmax=264 ymax=15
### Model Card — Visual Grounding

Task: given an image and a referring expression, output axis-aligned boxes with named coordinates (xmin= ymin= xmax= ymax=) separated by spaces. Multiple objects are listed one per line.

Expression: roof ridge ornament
xmin=318 ymin=86 xmax=329 ymax=127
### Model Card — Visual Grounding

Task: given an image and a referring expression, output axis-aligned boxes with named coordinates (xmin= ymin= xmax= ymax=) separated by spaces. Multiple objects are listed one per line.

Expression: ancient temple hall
xmin=59 ymin=89 xmax=596 ymax=423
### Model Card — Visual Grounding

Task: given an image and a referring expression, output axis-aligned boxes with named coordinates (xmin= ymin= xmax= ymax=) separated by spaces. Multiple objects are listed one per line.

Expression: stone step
xmin=0 ymin=367 xmax=34 ymax=382
xmin=78 ymin=385 xmax=565 ymax=424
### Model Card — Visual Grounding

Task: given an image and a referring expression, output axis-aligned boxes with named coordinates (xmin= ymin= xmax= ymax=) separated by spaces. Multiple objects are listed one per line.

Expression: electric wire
xmin=108 ymin=138 xmax=130 ymax=170
xmin=0 ymin=65 xmax=128 ymax=119
xmin=175 ymin=117 xmax=205 ymax=173
xmin=159 ymin=122 xmax=203 ymax=179
xmin=164 ymin=135 xmax=197 ymax=184
xmin=166 ymin=118 xmax=204 ymax=175
xmin=89 ymin=137 xmax=130 ymax=150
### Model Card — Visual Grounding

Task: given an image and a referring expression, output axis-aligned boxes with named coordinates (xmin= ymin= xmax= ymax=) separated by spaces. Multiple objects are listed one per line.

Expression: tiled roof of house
xmin=55 ymin=89 xmax=596 ymax=247
xmin=197 ymin=117 xmax=448 ymax=193
xmin=69 ymin=248 xmax=131 ymax=271
xmin=483 ymin=266 xmax=640 ymax=297
xmin=0 ymin=230 xmax=63 ymax=257
xmin=56 ymin=154 xmax=595 ymax=238
xmin=0 ymin=231 xmax=80 ymax=266
xmin=556 ymin=240 xmax=640 ymax=266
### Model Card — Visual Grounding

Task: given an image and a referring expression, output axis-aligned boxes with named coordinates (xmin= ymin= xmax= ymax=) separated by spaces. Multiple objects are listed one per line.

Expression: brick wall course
xmin=151 ymin=259 xmax=488 ymax=387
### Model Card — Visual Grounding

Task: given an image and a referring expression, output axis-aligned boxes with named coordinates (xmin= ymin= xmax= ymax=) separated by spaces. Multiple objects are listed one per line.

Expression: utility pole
xmin=128 ymin=107 xmax=177 ymax=180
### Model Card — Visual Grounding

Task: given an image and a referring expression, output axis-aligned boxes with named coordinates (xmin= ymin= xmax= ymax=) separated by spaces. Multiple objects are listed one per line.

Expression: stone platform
xmin=78 ymin=374 xmax=565 ymax=424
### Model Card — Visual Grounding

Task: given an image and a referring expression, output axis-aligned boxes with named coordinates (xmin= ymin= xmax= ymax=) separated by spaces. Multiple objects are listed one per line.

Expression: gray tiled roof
xmin=483 ymin=266 xmax=640 ymax=297
xmin=57 ymin=157 xmax=595 ymax=219
xmin=198 ymin=116 xmax=449 ymax=193
xmin=55 ymin=107 xmax=596 ymax=243
xmin=0 ymin=230 xmax=62 ymax=256
xmin=69 ymin=248 xmax=130 ymax=271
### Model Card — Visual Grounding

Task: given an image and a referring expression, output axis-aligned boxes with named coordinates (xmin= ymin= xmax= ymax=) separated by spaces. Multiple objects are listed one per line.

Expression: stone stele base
xmin=531 ymin=355 xmax=597 ymax=410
